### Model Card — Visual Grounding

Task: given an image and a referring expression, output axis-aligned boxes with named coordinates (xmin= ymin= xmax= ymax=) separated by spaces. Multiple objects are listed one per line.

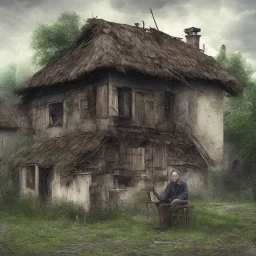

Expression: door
xmin=39 ymin=168 xmax=52 ymax=201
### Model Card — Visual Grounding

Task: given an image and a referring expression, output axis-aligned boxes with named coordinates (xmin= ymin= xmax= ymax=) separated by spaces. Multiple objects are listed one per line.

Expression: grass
xmin=0 ymin=200 xmax=255 ymax=256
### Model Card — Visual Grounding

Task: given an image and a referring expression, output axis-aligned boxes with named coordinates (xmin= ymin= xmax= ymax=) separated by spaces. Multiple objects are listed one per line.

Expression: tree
xmin=0 ymin=64 xmax=17 ymax=90
xmin=30 ymin=11 xmax=82 ymax=67
xmin=216 ymin=47 xmax=256 ymax=198
xmin=0 ymin=63 xmax=33 ymax=101
xmin=216 ymin=45 xmax=254 ymax=88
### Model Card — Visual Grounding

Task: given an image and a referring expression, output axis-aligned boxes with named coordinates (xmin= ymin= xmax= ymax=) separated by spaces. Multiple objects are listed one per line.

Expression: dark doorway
xmin=39 ymin=168 xmax=52 ymax=201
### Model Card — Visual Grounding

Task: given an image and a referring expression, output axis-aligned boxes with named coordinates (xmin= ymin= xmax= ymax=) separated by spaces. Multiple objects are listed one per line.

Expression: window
xmin=118 ymin=88 xmax=132 ymax=118
xmin=164 ymin=92 xmax=175 ymax=120
xmin=49 ymin=102 xmax=64 ymax=127
xmin=26 ymin=166 xmax=35 ymax=190
xmin=114 ymin=176 xmax=132 ymax=189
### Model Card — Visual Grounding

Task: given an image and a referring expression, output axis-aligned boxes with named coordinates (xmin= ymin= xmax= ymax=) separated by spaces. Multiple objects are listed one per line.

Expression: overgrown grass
xmin=189 ymin=168 xmax=255 ymax=202
xmin=0 ymin=166 xmax=255 ymax=255
xmin=0 ymin=196 xmax=255 ymax=256
xmin=0 ymin=189 xmax=84 ymax=222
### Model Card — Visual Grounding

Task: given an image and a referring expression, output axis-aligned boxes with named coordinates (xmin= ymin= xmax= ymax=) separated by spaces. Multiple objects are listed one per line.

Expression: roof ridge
xmin=16 ymin=18 xmax=243 ymax=96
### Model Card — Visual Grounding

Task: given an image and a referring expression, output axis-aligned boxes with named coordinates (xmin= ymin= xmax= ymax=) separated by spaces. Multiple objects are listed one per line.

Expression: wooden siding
xmin=121 ymin=147 xmax=145 ymax=171
xmin=153 ymin=146 xmax=167 ymax=168
xmin=32 ymin=105 xmax=49 ymax=132
xmin=109 ymin=84 xmax=118 ymax=116
xmin=96 ymin=85 xmax=108 ymax=118
xmin=134 ymin=90 xmax=155 ymax=127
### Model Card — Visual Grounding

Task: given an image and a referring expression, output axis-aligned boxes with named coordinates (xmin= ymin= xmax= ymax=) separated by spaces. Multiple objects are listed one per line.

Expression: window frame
xmin=48 ymin=101 xmax=64 ymax=127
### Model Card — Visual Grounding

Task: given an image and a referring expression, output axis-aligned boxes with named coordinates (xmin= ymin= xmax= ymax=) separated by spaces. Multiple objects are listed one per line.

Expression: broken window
xmin=114 ymin=176 xmax=132 ymax=189
xmin=26 ymin=165 xmax=35 ymax=190
xmin=49 ymin=102 xmax=64 ymax=127
xmin=118 ymin=88 xmax=132 ymax=118
xmin=164 ymin=92 xmax=175 ymax=120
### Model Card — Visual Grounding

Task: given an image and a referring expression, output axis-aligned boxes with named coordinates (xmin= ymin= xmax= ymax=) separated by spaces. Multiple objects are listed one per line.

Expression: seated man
xmin=153 ymin=170 xmax=189 ymax=230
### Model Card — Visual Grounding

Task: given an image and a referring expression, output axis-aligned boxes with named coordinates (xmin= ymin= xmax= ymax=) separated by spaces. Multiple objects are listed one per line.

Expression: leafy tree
xmin=0 ymin=64 xmax=17 ymax=90
xmin=0 ymin=64 xmax=34 ymax=101
xmin=30 ymin=11 xmax=82 ymax=67
xmin=216 ymin=47 xmax=256 ymax=197
xmin=216 ymin=46 xmax=254 ymax=88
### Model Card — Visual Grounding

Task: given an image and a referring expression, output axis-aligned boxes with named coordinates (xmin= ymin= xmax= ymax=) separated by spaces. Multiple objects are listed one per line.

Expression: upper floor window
xmin=118 ymin=87 xmax=132 ymax=118
xmin=164 ymin=92 xmax=175 ymax=120
xmin=49 ymin=102 xmax=64 ymax=127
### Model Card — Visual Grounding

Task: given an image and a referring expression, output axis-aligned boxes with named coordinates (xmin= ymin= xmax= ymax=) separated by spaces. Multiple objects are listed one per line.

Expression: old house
xmin=11 ymin=19 xmax=243 ymax=211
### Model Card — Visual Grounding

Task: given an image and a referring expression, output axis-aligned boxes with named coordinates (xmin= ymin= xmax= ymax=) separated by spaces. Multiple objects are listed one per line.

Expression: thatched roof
xmin=17 ymin=19 xmax=243 ymax=95
xmin=0 ymin=101 xmax=26 ymax=129
xmin=10 ymin=129 xmax=213 ymax=176
xmin=10 ymin=132 xmax=109 ymax=176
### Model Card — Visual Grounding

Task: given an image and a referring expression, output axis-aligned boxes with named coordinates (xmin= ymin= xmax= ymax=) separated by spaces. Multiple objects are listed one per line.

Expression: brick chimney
xmin=184 ymin=27 xmax=201 ymax=49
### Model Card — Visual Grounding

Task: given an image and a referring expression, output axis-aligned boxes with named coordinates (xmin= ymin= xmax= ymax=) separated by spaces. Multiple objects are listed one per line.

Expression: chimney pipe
xmin=184 ymin=27 xmax=201 ymax=49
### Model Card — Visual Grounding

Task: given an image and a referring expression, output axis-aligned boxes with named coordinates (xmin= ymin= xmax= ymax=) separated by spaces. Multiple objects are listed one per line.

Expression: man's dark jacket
xmin=159 ymin=180 xmax=188 ymax=202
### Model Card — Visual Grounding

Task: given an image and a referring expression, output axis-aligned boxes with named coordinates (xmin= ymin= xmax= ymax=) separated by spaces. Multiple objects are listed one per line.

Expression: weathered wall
xmin=109 ymin=73 xmax=224 ymax=164
xmin=91 ymin=141 xmax=207 ymax=201
xmin=28 ymin=72 xmax=224 ymax=163
xmin=19 ymin=165 xmax=92 ymax=211
xmin=29 ymin=77 xmax=108 ymax=138
xmin=108 ymin=72 xmax=178 ymax=129
xmin=179 ymin=82 xmax=224 ymax=164
xmin=194 ymin=83 xmax=224 ymax=164
xmin=51 ymin=172 xmax=92 ymax=212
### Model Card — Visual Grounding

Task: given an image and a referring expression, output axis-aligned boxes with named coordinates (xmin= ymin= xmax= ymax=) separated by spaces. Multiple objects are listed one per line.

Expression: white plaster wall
xmin=51 ymin=172 xmax=92 ymax=212
xmin=175 ymin=82 xmax=224 ymax=165
xmin=189 ymin=83 xmax=224 ymax=164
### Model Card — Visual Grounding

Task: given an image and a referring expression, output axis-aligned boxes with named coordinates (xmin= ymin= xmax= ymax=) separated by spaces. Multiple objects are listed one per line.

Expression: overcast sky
xmin=1 ymin=0 xmax=256 ymax=70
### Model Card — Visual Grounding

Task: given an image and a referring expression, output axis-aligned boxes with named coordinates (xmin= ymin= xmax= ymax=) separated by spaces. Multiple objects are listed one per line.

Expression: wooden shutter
xmin=135 ymin=90 xmax=155 ymax=127
xmin=109 ymin=85 xmax=119 ymax=116
xmin=96 ymin=85 xmax=108 ymax=118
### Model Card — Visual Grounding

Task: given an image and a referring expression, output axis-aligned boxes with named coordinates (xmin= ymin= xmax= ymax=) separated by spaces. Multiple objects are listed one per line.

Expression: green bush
xmin=189 ymin=168 xmax=254 ymax=202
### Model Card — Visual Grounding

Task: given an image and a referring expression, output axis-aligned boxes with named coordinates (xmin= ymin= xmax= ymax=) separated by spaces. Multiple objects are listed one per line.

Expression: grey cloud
xmin=230 ymin=0 xmax=256 ymax=12
xmin=0 ymin=0 xmax=45 ymax=9
xmin=109 ymin=0 xmax=256 ymax=62
xmin=110 ymin=0 xmax=181 ymax=10
xmin=109 ymin=0 xmax=191 ymax=15
xmin=109 ymin=0 xmax=223 ymax=13
xmin=1 ymin=0 xmax=256 ymax=69
xmin=225 ymin=10 xmax=256 ymax=56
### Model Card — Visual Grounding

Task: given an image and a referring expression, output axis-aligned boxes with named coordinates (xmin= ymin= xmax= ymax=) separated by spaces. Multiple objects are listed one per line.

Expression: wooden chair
xmin=146 ymin=190 xmax=195 ymax=227
xmin=159 ymin=203 xmax=195 ymax=226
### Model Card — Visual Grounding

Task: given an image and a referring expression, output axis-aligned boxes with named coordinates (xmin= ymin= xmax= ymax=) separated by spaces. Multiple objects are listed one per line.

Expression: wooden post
xmin=35 ymin=164 xmax=39 ymax=196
